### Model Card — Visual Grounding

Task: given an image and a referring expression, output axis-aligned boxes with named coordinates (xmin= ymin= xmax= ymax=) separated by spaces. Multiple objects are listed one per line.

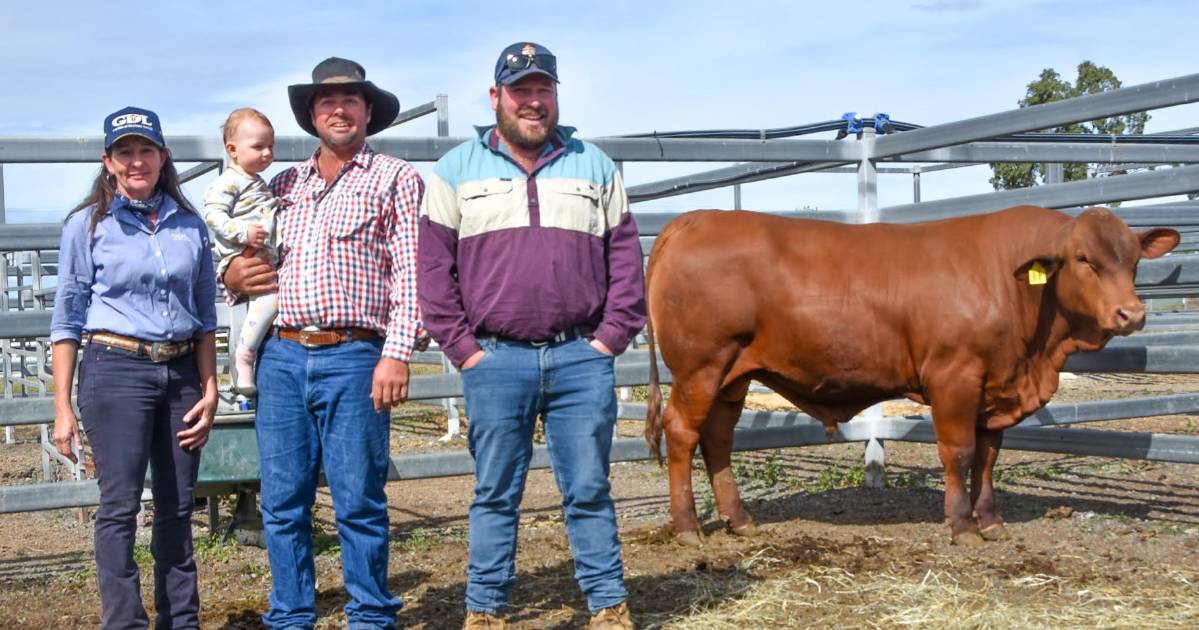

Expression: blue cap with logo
xmin=494 ymin=42 xmax=559 ymax=86
xmin=104 ymin=106 xmax=166 ymax=150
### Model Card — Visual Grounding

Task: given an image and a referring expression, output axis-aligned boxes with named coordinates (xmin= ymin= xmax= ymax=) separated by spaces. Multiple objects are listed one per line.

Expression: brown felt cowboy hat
xmin=287 ymin=57 xmax=400 ymax=137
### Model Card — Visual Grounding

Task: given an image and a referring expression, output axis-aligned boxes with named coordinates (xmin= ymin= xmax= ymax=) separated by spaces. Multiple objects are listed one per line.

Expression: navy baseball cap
xmin=494 ymin=42 xmax=559 ymax=86
xmin=104 ymin=106 xmax=166 ymax=150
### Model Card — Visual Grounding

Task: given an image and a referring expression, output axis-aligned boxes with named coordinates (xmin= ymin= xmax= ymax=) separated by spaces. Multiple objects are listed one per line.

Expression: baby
xmin=203 ymin=108 xmax=279 ymax=396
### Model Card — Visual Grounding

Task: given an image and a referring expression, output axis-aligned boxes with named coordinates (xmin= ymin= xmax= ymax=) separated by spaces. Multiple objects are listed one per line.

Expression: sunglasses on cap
xmin=504 ymin=52 xmax=557 ymax=75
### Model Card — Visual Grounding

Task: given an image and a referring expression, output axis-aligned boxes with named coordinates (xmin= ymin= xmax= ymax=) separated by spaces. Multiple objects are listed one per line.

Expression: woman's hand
xmin=177 ymin=391 xmax=217 ymax=451
xmin=50 ymin=341 xmax=82 ymax=463
xmin=180 ymin=332 xmax=220 ymax=452
xmin=53 ymin=406 xmax=83 ymax=464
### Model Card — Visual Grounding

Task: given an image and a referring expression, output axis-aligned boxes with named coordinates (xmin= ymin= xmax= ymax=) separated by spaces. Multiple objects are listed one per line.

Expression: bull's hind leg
xmin=663 ymin=364 xmax=737 ymax=546
xmin=699 ymin=383 xmax=755 ymax=537
xmin=663 ymin=398 xmax=707 ymax=546
xmin=972 ymin=427 xmax=1009 ymax=541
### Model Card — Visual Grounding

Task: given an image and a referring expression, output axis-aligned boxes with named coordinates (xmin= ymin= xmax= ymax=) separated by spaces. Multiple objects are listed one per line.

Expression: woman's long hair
xmin=66 ymin=148 xmax=197 ymax=233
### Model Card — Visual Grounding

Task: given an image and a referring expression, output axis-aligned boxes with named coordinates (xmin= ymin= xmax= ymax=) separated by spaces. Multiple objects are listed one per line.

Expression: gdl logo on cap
xmin=111 ymin=112 xmax=152 ymax=127
xmin=104 ymin=106 xmax=165 ymax=149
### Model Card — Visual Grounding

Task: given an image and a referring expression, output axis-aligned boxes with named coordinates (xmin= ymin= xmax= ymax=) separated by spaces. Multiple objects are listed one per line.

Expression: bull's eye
xmin=1077 ymin=255 xmax=1098 ymax=274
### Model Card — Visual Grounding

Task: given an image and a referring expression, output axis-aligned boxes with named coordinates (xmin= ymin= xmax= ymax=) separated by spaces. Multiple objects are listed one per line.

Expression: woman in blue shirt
xmin=50 ymin=107 xmax=217 ymax=629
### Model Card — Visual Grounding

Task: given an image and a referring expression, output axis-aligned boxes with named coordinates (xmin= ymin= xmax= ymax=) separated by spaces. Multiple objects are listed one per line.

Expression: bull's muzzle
xmin=1113 ymin=303 xmax=1147 ymax=334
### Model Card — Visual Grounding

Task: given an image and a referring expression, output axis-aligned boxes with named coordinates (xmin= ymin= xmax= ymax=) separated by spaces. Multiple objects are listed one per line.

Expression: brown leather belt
xmin=276 ymin=327 xmax=379 ymax=348
xmin=87 ymin=332 xmax=195 ymax=363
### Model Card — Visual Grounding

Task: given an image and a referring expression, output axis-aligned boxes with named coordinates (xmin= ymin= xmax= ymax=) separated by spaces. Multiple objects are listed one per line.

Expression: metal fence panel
xmin=882 ymin=165 xmax=1199 ymax=223
xmin=871 ymin=72 xmax=1199 ymax=158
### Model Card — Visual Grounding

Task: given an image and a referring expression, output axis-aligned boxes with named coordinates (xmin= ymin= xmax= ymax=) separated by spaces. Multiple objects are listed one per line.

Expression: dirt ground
xmin=1 ymin=374 xmax=1197 ymax=629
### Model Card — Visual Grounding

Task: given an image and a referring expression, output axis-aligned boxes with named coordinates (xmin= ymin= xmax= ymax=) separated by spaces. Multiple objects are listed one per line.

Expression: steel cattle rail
xmin=4 ymin=70 xmax=1199 ymax=516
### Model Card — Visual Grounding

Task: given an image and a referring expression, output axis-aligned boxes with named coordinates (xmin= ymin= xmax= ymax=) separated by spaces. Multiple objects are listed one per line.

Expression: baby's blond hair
xmin=221 ymin=108 xmax=273 ymax=144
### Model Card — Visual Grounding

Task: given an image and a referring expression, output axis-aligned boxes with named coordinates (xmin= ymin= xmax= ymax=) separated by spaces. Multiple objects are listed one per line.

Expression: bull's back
xmin=647 ymin=208 xmax=1067 ymax=399
xmin=649 ymin=210 xmax=949 ymax=334
xmin=648 ymin=211 xmax=921 ymax=392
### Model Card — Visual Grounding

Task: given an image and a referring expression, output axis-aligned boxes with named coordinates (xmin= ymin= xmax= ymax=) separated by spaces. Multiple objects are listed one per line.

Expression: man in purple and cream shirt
xmin=418 ymin=42 xmax=643 ymax=629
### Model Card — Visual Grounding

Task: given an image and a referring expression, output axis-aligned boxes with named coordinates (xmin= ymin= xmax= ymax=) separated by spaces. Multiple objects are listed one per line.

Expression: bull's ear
xmin=1138 ymin=228 xmax=1180 ymax=259
xmin=1013 ymin=256 xmax=1061 ymax=283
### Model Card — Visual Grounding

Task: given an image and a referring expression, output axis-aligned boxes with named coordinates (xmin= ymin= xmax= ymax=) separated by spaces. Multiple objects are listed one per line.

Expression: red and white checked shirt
xmin=267 ymin=143 xmax=425 ymax=361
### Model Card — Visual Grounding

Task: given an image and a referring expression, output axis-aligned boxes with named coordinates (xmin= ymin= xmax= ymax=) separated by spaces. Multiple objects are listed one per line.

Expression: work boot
xmin=463 ymin=610 xmax=508 ymax=629
xmin=588 ymin=602 xmax=634 ymax=629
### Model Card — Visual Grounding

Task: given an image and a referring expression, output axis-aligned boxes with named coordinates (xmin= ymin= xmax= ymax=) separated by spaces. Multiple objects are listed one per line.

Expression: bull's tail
xmin=644 ymin=310 xmax=665 ymax=466
xmin=642 ymin=215 xmax=694 ymax=467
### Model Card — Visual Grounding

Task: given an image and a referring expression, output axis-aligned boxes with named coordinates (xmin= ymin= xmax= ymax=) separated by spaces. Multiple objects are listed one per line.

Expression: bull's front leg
xmin=929 ymin=379 xmax=985 ymax=546
xmin=972 ymin=426 xmax=1009 ymax=540
xmin=663 ymin=402 xmax=705 ymax=546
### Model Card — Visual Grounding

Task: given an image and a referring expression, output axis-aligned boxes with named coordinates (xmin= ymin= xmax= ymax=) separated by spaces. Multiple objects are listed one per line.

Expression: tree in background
xmin=989 ymin=61 xmax=1150 ymax=190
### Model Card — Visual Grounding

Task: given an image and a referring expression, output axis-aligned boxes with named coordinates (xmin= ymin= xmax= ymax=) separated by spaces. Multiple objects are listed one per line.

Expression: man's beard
xmin=319 ymin=127 xmax=360 ymax=150
xmin=496 ymin=105 xmax=558 ymax=151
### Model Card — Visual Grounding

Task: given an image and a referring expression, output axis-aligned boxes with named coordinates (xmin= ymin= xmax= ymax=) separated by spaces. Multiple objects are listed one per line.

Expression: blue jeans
xmin=461 ymin=337 xmax=628 ymax=614
xmin=78 ymin=343 xmax=202 ymax=630
xmin=255 ymin=335 xmax=401 ymax=630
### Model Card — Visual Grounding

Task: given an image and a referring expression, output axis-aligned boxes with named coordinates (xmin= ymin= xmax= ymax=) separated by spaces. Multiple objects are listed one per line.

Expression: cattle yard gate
xmin=3 ymin=75 xmax=1199 ymax=525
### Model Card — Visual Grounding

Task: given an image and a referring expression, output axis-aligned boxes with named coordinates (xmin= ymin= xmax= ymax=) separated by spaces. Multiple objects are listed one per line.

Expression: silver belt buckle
xmin=528 ymin=339 xmax=549 ymax=347
xmin=148 ymin=342 xmax=165 ymax=363
xmin=298 ymin=326 xmax=325 ymax=348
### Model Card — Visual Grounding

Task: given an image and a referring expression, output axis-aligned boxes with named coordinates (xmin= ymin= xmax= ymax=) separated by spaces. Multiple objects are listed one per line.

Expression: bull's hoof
xmin=979 ymin=523 xmax=1010 ymax=541
xmin=729 ymin=521 xmax=758 ymax=537
xmin=951 ymin=531 xmax=985 ymax=547
xmin=675 ymin=530 xmax=704 ymax=547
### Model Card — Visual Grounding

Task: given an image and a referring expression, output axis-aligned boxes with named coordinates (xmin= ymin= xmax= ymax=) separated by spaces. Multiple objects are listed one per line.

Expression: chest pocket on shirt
xmin=326 ymin=192 xmax=384 ymax=241
xmin=537 ymin=179 xmax=604 ymax=237
xmin=459 ymin=179 xmax=519 ymax=239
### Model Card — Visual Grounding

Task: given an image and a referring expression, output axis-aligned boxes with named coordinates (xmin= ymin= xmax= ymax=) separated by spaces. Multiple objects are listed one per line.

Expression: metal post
xmin=864 ymin=438 xmax=886 ymax=488
xmin=436 ymin=94 xmax=449 ymax=137
xmin=857 ymin=127 xmax=886 ymax=488
xmin=733 ymin=183 xmax=742 ymax=210
xmin=207 ymin=498 xmax=220 ymax=533
xmin=439 ymin=352 xmax=461 ymax=441
xmin=1 ymin=229 xmax=10 ymax=443
xmin=1 ymin=166 xmax=10 ymax=442
xmin=858 ymin=128 xmax=878 ymax=220
xmin=912 ymin=167 xmax=922 ymax=203
xmin=1046 ymin=162 xmax=1064 ymax=185
xmin=39 ymin=423 xmax=52 ymax=481
xmin=230 ymin=487 xmax=265 ymax=547
xmin=0 ymin=162 xmax=14 ymax=441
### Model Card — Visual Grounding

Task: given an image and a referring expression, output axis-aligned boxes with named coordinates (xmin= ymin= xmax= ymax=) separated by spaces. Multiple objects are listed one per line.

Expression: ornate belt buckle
xmin=299 ymin=332 xmax=321 ymax=348
xmin=148 ymin=342 xmax=165 ymax=363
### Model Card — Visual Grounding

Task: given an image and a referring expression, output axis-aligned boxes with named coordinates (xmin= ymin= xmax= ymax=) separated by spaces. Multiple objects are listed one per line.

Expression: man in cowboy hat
xmin=419 ymin=42 xmax=643 ymax=629
xmin=224 ymin=56 xmax=423 ymax=630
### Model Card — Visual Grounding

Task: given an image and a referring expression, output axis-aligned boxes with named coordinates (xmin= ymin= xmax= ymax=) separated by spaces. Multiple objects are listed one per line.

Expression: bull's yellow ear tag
xmin=1028 ymin=261 xmax=1048 ymax=285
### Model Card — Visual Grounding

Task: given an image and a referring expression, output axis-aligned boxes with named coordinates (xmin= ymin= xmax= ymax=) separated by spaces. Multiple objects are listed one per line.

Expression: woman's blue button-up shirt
xmin=50 ymin=195 xmax=218 ymax=343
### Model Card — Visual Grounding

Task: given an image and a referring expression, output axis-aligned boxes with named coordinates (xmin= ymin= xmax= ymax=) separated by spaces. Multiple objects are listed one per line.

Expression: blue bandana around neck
xmin=115 ymin=190 xmax=165 ymax=215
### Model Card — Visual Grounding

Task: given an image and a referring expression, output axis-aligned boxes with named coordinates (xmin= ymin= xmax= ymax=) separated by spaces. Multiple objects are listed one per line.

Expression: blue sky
xmin=3 ymin=0 xmax=1198 ymax=221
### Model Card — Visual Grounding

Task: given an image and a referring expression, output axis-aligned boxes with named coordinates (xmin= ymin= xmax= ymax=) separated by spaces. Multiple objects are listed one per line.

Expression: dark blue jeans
xmin=255 ymin=335 xmax=401 ymax=630
xmin=78 ymin=343 xmax=203 ymax=630
xmin=461 ymin=337 xmax=628 ymax=615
